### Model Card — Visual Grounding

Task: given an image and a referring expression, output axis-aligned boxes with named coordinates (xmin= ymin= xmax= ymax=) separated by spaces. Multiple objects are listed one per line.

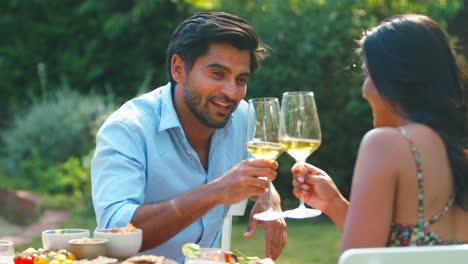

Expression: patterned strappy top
xmin=387 ymin=128 xmax=466 ymax=246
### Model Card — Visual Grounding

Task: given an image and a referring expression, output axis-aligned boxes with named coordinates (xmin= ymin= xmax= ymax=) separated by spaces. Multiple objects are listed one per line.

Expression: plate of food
xmin=182 ymin=243 xmax=260 ymax=264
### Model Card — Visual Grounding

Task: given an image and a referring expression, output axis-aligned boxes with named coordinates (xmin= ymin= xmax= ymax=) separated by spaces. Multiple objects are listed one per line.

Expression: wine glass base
xmin=284 ymin=208 xmax=322 ymax=219
xmin=253 ymin=209 xmax=286 ymax=221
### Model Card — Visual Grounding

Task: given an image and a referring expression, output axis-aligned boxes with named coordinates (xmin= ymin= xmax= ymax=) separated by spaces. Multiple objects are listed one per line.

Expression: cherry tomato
xmin=13 ymin=256 xmax=22 ymax=264
xmin=23 ymin=256 xmax=35 ymax=264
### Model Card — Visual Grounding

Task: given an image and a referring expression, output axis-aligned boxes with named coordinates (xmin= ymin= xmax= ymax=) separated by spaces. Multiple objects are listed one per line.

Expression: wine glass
xmin=246 ymin=97 xmax=285 ymax=221
xmin=0 ymin=240 xmax=14 ymax=264
xmin=279 ymin=91 xmax=322 ymax=219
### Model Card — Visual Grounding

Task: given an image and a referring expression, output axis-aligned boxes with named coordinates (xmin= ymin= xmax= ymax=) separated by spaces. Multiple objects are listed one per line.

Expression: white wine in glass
xmin=280 ymin=91 xmax=322 ymax=219
xmin=246 ymin=97 xmax=285 ymax=221
xmin=246 ymin=141 xmax=284 ymax=160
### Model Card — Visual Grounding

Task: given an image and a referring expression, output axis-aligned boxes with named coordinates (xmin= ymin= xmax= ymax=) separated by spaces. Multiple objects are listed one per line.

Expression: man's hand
xmin=243 ymin=190 xmax=287 ymax=260
xmin=211 ymin=159 xmax=278 ymax=205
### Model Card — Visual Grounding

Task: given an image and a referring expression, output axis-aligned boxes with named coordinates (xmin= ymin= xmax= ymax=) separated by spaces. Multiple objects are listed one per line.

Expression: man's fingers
xmin=264 ymin=221 xmax=287 ymax=261
xmin=265 ymin=231 xmax=277 ymax=260
xmin=244 ymin=219 xmax=258 ymax=239
xmin=265 ymin=236 xmax=272 ymax=259
xmin=239 ymin=163 xmax=277 ymax=182
xmin=245 ymin=177 xmax=269 ymax=190
xmin=246 ymin=158 xmax=278 ymax=170
xmin=251 ymin=168 xmax=277 ymax=181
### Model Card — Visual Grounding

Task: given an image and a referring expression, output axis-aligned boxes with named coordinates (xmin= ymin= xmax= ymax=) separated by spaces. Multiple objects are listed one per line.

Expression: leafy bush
xmin=0 ymin=0 xmax=193 ymax=107
xmin=1 ymin=87 xmax=114 ymax=190
xmin=30 ymin=151 xmax=94 ymax=199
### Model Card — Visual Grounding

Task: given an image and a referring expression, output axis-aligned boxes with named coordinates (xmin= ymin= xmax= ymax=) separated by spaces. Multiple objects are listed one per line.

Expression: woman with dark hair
xmin=253 ymin=13 xmax=467 ymax=264
xmin=299 ymin=13 xmax=467 ymax=249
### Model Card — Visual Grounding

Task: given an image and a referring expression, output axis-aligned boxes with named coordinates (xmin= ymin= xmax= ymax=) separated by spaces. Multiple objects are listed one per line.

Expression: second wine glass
xmin=246 ymin=97 xmax=285 ymax=221
xmin=280 ymin=91 xmax=322 ymax=219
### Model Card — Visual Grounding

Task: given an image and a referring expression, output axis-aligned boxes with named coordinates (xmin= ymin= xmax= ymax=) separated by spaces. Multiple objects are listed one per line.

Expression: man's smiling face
xmin=179 ymin=43 xmax=251 ymax=128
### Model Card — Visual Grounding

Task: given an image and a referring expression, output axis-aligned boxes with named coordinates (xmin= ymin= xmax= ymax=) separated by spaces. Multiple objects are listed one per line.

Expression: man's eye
xmin=212 ymin=72 xmax=223 ymax=77
xmin=237 ymin=78 xmax=247 ymax=85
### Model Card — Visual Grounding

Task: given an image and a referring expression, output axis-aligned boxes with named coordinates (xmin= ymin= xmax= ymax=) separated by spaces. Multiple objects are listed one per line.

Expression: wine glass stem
xmin=298 ymin=199 xmax=307 ymax=208
xmin=267 ymin=179 xmax=273 ymax=210
xmin=296 ymin=160 xmax=307 ymax=209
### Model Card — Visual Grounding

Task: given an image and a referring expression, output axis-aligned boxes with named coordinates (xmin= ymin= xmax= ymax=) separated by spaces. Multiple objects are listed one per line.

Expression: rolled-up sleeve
xmin=91 ymin=119 xmax=147 ymax=229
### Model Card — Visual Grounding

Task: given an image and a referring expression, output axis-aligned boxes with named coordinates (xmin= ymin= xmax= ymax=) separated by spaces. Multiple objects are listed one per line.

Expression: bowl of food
xmin=42 ymin=229 xmax=90 ymax=251
xmin=68 ymin=237 xmax=108 ymax=260
xmin=93 ymin=224 xmax=142 ymax=259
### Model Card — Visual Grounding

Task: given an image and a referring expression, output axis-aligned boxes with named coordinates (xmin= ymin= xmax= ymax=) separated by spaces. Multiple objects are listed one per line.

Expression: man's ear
xmin=171 ymin=55 xmax=185 ymax=83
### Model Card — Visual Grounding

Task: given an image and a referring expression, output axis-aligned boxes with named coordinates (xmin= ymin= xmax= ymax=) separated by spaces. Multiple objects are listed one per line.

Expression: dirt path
xmin=0 ymin=217 xmax=22 ymax=236
xmin=0 ymin=210 xmax=69 ymax=247
xmin=0 ymin=190 xmax=70 ymax=248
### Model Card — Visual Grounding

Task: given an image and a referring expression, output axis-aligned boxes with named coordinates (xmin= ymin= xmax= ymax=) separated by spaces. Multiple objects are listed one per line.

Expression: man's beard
xmin=182 ymin=83 xmax=238 ymax=128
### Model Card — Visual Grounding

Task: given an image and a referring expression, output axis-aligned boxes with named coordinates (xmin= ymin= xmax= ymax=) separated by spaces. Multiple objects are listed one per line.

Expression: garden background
xmin=1 ymin=1 xmax=467 ymax=264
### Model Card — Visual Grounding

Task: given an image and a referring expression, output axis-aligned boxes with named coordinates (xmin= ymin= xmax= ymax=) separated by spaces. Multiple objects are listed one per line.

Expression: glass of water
xmin=185 ymin=248 xmax=225 ymax=264
xmin=0 ymin=240 xmax=14 ymax=264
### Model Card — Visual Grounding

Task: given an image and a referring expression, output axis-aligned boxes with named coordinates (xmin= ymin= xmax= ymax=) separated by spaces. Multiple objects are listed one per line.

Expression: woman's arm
xmin=340 ymin=128 xmax=399 ymax=253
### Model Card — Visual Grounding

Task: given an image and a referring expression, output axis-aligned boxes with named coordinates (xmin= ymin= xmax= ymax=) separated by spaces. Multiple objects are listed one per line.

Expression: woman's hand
xmin=292 ymin=163 xmax=346 ymax=216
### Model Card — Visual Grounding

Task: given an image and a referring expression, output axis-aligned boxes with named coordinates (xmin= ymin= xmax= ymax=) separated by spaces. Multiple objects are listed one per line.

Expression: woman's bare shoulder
xmin=356 ymin=127 xmax=413 ymax=178
xmin=360 ymin=127 xmax=408 ymax=151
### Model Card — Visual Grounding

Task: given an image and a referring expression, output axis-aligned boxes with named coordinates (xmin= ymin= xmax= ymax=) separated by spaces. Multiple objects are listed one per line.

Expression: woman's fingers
xmin=292 ymin=177 xmax=311 ymax=191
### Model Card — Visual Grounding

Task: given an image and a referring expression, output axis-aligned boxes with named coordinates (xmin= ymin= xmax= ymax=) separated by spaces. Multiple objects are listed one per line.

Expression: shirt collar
xmin=157 ymin=82 xmax=235 ymax=133
xmin=158 ymin=82 xmax=182 ymax=132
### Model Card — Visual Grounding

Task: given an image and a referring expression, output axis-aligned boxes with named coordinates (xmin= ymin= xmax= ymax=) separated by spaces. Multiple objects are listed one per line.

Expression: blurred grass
xmin=231 ymin=216 xmax=341 ymax=264
xmin=17 ymin=201 xmax=341 ymax=264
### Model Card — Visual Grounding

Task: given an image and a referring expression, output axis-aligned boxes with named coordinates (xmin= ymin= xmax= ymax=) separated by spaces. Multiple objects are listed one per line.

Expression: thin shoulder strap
xmin=427 ymin=195 xmax=455 ymax=225
xmin=399 ymin=127 xmax=425 ymax=225
xmin=399 ymin=127 xmax=456 ymax=226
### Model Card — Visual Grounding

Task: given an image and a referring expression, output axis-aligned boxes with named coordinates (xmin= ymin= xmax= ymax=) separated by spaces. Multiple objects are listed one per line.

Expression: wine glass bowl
xmin=279 ymin=91 xmax=322 ymax=219
xmin=246 ymin=141 xmax=283 ymax=161
xmin=246 ymin=97 xmax=285 ymax=221
xmin=279 ymin=137 xmax=321 ymax=163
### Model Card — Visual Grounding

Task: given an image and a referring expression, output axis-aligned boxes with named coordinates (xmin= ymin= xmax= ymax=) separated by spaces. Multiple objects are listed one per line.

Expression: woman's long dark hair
xmin=361 ymin=14 xmax=468 ymax=209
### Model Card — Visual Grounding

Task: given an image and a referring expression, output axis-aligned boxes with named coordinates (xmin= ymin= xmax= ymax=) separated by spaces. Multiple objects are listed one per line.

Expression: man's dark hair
xmin=166 ymin=11 xmax=268 ymax=88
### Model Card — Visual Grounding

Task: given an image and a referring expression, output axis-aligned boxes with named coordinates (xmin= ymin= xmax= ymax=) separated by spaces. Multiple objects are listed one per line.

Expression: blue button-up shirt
xmin=91 ymin=83 xmax=250 ymax=263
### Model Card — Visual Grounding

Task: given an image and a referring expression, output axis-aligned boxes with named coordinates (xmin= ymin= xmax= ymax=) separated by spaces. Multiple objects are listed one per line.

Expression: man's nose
xmin=221 ymin=79 xmax=237 ymax=99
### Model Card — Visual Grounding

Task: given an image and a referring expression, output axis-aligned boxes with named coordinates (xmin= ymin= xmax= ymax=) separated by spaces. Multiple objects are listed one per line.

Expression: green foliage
xmin=217 ymin=0 xmax=464 ymax=199
xmin=1 ymin=86 xmax=114 ymax=193
xmin=0 ymin=0 xmax=193 ymax=106
xmin=0 ymin=0 xmax=465 ymax=203
xmin=48 ymin=152 xmax=93 ymax=199
xmin=2 ymin=146 xmax=94 ymax=199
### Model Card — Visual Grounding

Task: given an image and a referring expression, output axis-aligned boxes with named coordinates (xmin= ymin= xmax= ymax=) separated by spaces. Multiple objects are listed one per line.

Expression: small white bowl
xmin=42 ymin=229 xmax=90 ymax=251
xmin=93 ymin=228 xmax=142 ymax=258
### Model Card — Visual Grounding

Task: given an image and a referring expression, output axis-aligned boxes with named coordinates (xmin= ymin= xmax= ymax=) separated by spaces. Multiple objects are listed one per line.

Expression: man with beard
xmin=91 ymin=12 xmax=287 ymax=263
